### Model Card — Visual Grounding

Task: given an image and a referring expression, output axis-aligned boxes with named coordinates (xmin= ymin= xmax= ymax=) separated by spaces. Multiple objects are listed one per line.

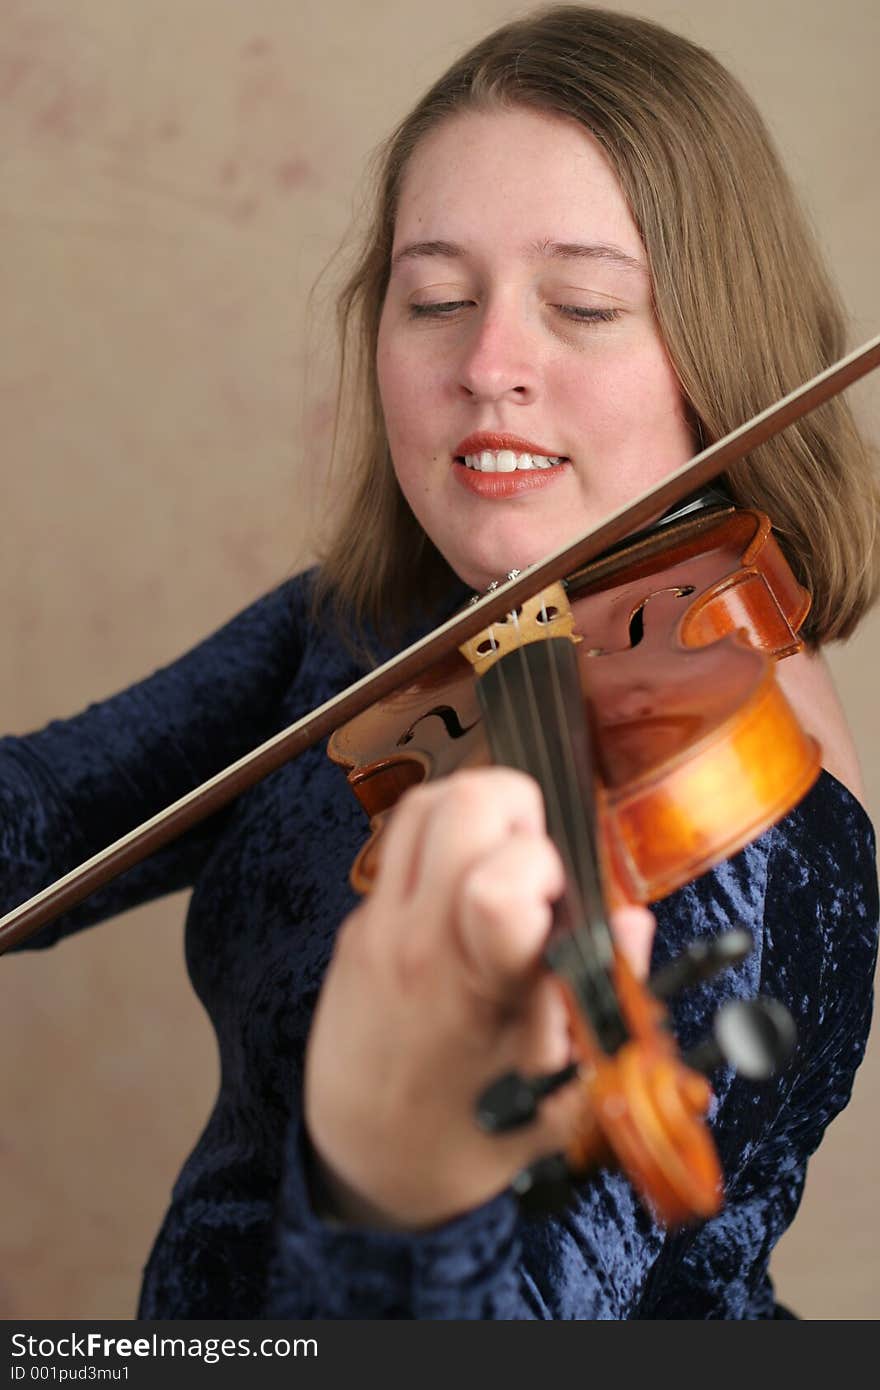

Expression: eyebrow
xmin=391 ymin=238 xmax=646 ymax=272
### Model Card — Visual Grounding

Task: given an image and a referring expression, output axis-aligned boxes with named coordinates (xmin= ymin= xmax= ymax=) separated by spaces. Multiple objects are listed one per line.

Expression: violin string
xmin=503 ymin=609 xmax=579 ymax=885
xmin=486 ymin=615 xmax=535 ymax=774
xmin=492 ymin=597 xmax=614 ymax=1011
xmin=540 ymin=612 xmax=614 ymax=971
xmin=491 ymin=603 xmax=597 ymax=986
xmin=526 ymin=605 xmax=611 ymax=980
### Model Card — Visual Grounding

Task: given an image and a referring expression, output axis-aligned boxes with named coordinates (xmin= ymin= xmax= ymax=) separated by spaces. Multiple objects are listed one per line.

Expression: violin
xmin=327 ymin=500 xmax=814 ymax=1221
xmin=2 ymin=335 xmax=879 ymax=1226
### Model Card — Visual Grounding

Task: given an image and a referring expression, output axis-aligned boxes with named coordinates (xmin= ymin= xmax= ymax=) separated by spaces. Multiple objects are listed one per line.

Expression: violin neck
xmin=477 ymin=638 xmax=627 ymax=1053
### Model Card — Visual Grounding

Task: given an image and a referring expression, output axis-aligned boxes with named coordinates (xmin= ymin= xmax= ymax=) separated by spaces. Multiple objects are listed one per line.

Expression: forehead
xmin=393 ymin=105 xmax=643 ymax=256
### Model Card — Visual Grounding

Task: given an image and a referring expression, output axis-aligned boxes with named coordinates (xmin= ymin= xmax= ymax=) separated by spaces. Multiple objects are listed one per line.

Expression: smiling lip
xmin=453 ymin=465 xmax=570 ymax=498
xmin=452 ymin=432 xmax=571 ymax=498
xmin=454 ymin=432 xmax=567 ymax=458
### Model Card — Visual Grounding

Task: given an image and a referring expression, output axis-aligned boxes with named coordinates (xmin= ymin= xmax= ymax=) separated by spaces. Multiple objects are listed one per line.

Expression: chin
xmin=461 ymin=535 xmax=571 ymax=592
xmin=451 ymin=553 xmax=538 ymax=597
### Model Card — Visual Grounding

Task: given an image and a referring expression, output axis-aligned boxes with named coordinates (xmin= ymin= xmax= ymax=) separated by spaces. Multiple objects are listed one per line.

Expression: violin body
xmin=329 ymin=506 xmax=820 ymax=904
xmin=326 ymin=504 xmax=819 ymax=1225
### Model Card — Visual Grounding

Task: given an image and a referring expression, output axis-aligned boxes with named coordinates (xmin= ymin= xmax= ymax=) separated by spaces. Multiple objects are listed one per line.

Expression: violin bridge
xmin=459 ymin=581 xmax=582 ymax=677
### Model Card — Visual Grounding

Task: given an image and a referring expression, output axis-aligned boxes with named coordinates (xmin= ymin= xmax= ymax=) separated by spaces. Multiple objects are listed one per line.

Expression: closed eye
xmin=555 ymin=306 xmax=620 ymax=323
xmin=408 ymin=301 xmax=621 ymax=324
xmin=408 ymin=301 xmax=471 ymax=318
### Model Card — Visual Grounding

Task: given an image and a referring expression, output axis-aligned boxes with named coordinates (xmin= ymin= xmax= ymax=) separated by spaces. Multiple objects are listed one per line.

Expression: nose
xmin=455 ymin=301 xmax=539 ymax=405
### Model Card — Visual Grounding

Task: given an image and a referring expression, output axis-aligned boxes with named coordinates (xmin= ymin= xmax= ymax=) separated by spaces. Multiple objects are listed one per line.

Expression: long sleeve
xmin=265 ymin=771 xmax=878 ymax=1319
xmin=1 ymin=574 xmax=308 ymax=950
xmin=641 ymin=775 xmax=878 ymax=1318
xmin=266 ymin=1117 xmax=663 ymax=1318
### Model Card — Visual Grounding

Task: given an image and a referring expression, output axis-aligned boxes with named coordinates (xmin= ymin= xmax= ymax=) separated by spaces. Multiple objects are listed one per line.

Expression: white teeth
xmin=463 ymin=451 xmax=564 ymax=471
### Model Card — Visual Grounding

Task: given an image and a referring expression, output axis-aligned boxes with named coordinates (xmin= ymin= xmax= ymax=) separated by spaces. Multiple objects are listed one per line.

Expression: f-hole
xmin=627 ymin=585 xmax=695 ymax=648
xmin=397 ymin=705 xmax=480 ymax=747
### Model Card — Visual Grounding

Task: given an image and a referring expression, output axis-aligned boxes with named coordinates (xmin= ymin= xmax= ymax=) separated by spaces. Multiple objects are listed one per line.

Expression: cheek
xmin=377 ymin=330 xmax=418 ymax=446
xmin=377 ymin=342 xmax=441 ymax=475
xmin=376 ymin=337 xmax=429 ymax=505
xmin=553 ymin=357 xmax=634 ymax=441
xmin=558 ymin=346 xmax=685 ymax=441
xmin=625 ymin=337 xmax=687 ymax=416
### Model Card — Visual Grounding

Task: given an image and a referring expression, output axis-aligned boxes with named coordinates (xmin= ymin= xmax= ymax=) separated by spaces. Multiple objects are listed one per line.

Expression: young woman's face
xmin=377 ymin=106 xmax=695 ymax=592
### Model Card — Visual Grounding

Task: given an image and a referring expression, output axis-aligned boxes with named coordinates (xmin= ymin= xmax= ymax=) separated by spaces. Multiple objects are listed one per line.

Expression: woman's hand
xmin=304 ymin=768 xmax=655 ymax=1230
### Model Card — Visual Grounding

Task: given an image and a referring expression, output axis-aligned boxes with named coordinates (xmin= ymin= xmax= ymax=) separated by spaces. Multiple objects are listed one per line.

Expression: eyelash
xmin=408 ymin=301 xmax=620 ymax=324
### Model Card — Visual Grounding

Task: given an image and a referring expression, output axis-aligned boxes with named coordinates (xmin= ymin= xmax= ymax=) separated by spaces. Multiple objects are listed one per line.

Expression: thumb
xmin=609 ymin=904 xmax=656 ymax=980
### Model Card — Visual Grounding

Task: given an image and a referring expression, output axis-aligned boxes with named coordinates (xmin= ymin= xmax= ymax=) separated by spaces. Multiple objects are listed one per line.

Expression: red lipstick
xmin=452 ymin=432 xmax=571 ymax=498
xmin=454 ymin=432 xmax=567 ymax=458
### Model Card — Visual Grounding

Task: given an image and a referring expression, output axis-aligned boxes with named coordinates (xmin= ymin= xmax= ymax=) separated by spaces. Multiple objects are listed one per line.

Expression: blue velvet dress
xmin=1 ymin=572 xmax=877 ymax=1319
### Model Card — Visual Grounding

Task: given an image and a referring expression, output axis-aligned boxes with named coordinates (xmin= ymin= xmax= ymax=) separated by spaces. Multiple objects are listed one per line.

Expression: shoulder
xmin=763 ymin=769 xmax=878 ymax=993
xmin=770 ymin=766 xmax=875 ymax=884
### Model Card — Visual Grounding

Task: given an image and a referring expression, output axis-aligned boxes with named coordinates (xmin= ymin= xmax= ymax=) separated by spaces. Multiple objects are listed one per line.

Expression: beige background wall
xmin=1 ymin=0 xmax=877 ymax=1319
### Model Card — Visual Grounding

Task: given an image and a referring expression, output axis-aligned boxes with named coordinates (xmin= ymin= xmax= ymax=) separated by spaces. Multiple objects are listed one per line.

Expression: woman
xmin=2 ymin=6 xmax=878 ymax=1318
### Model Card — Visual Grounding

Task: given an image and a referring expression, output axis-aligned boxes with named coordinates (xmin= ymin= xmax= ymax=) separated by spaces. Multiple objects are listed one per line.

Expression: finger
xmin=455 ymin=830 xmax=566 ymax=1004
xmin=510 ymin=969 xmax=573 ymax=1075
xmin=415 ymin=768 xmax=548 ymax=907
xmin=609 ymin=904 xmax=656 ymax=980
xmin=369 ymin=780 xmax=449 ymax=907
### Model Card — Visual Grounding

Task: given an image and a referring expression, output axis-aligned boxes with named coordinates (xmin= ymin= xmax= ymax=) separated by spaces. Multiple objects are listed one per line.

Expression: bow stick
xmin=1 ymin=332 xmax=878 ymax=952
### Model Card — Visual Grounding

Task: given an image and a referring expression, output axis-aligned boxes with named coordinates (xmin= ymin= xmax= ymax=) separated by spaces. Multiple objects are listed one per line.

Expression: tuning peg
xmin=683 ymin=996 xmax=797 ymax=1080
xmin=512 ymin=1153 xmax=577 ymax=1216
xmin=476 ymin=1062 xmax=579 ymax=1134
xmin=650 ymin=928 xmax=754 ymax=1002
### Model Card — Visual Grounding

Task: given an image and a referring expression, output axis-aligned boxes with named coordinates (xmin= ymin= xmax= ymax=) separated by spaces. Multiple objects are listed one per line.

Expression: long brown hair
xmin=313 ymin=5 xmax=878 ymax=650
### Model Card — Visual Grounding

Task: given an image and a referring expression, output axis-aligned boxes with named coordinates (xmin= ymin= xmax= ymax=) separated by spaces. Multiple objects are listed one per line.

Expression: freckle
xmin=219 ymin=158 xmax=239 ymax=186
xmin=243 ymin=37 xmax=270 ymax=58
xmin=276 ymin=157 xmax=313 ymax=191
